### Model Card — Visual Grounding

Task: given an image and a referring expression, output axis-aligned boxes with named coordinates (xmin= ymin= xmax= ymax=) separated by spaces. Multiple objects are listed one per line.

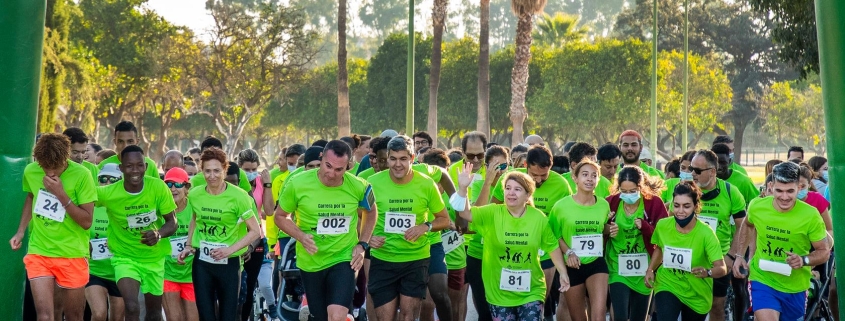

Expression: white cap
xmin=640 ymin=147 xmax=652 ymax=160
xmin=99 ymin=163 xmax=122 ymax=178
xmin=380 ymin=129 xmax=399 ymax=138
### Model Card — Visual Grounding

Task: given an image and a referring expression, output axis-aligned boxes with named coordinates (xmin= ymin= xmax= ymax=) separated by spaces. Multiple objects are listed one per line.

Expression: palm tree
xmin=509 ymin=0 xmax=547 ymax=145
xmin=427 ymin=0 xmax=448 ymax=145
xmin=477 ymin=0 xmax=491 ymax=138
xmin=337 ymin=0 xmax=350 ymax=137
xmin=532 ymin=12 xmax=588 ymax=48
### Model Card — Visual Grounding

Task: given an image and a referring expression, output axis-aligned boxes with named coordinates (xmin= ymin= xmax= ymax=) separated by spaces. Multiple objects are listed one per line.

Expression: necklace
xmin=508 ymin=205 xmax=527 ymax=218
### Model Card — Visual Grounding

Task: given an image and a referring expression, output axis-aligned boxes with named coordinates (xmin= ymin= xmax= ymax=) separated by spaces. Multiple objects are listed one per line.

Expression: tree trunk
xmin=732 ymin=120 xmax=747 ymax=165
xmin=427 ymin=0 xmax=448 ymax=145
xmin=509 ymin=12 xmax=533 ymax=146
xmin=337 ymin=0 xmax=351 ymax=137
xmin=477 ymin=0 xmax=491 ymax=138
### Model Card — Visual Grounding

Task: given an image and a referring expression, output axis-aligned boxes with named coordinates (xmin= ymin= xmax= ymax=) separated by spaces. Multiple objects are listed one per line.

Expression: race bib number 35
xmin=618 ymin=253 xmax=648 ymax=276
xmin=199 ymin=241 xmax=228 ymax=264
xmin=572 ymin=234 xmax=603 ymax=257
xmin=90 ymin=238 xmax=112 ymax=260
xmin=384 ymin=212 xmax=416 ymax=234
xmin=34 ymin=190 xmax=66 ymax=222
xmin=127 ymin=211 xmax=157 ymax=229
xmin=317 ymin=216 xmax=351 ymax=235
xmin=499 ymin=269 xmax=531 ymax=292
xmin=663 ymin=246 xmax=692 ymax=272
xmin=441 ymin=230 xmax=463 ymax=254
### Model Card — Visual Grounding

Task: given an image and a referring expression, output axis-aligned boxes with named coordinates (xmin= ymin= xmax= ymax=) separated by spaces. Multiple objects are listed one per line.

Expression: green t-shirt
xmin=98 ymin=154 xmax=159 ymax=178
xmin=188 ymin=183 xmax=256 ymax=258
xmin=748 ymin=197 xmax=827 ymax=293
xmin=606 ymin=200 xmax=650 ymax=295
xmin=350 ymin=162 xmax=360 ymax=174
xmin=549 ymin=196 xmax=610 ymax=265
xmin=442 ymin=191 xmax=467 ymax=270
xmin=267 ymin=170 xmax=294 ymax=245
xmin=23 ymin=161 xmax=97 ymax=258
xmin=448 ymin=159 xmax=488 ymax=259
xmin=368 ymin=170 xmax=446 ymax=262
xmin=726 ymin=170 xmax=759 ymax=207
xmin=562 ymin=172 xmax=611 ymax=199
xmin=97 ymin=176 xmax=177 ymax=262
xmin=190 ymin=168 xmax=252 ymax=193
xmin=82 ymin=160 xmax=100 ymax=182
xmin=652 ymin=217 xmax=723 ymax=314
xmin=278 ymin=170 xmax=370 ymax=272
xmin=473 ymin=204 xmax=558 ymax=306
xmin=409 ymin=163 xmax=446 ymax=246
xmin=269 ymin=167 xmax=284 ymax=181
xmin=696 ymin=179 xmax=746 ymax=254
xmin=661 ymin=178 xmax=681 ymax=203
xmin=357 ymin=167 xmax=376 ymax=180
xmin=165 ymin=201 xmax=194 ymax=283
xmin=730 ymin=162 xmax=748 ymax=176
xmin=618 ymin=162 xmax=665 ymax=180
xmin=89 ymin=207 xmax=115 ymax=280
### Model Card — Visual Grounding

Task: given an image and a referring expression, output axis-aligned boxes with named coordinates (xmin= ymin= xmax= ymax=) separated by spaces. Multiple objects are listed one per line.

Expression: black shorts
xmin=713 ymin=273 xmax=731 ymax=298
xmin=541 ymin=258 xmax=554 ymax=270
xmin=368 ymin=257 xmax=430 ymax=307
xmin=567 ymin=257 xmax=609 ymax=287
xmin=86 ymin=274 xmax=122 ymax=297
xmin=300 ymin=262 xmax=356 ymax=320
xmin=429 ymin=243 xmax=447 ymax=275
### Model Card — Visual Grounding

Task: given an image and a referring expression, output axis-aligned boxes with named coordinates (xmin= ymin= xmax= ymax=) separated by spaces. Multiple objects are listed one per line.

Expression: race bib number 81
xmin=499 ymin=269 xmax=531 ymax=292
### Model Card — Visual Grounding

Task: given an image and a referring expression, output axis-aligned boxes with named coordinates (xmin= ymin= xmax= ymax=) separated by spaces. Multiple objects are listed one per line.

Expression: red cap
xmin=164 ymin=167 xmax=190 ymax=183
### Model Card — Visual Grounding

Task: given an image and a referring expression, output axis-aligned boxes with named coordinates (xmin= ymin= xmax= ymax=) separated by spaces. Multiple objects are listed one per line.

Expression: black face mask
xmin=675 ymin=214 xmax=695 ymax=228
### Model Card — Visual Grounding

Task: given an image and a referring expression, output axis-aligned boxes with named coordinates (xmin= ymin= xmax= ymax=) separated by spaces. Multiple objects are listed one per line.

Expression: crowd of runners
xmin=10 ymin=121 xmax=835 ymax=321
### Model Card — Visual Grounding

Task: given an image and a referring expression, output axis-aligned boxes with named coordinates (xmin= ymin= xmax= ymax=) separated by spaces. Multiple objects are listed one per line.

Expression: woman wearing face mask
xmin=86 ymin=164 xmax=125 ymax=321
xmin=162 ymin=168 xmax=199 ymax=321
xmin=645 ymin=182 xmax=726 ymax=321
xmin=808 ymin=156 xmax=829 ymax=194
xmin=797 ymin=165 xmax=833 ymax=234
xmin=661 ymin=151 xmax=696 ymax=203
xmin=605 ymin=166 xmax=668 ymax=321
xmin=549 ymin=160 xmax=611 ymax=321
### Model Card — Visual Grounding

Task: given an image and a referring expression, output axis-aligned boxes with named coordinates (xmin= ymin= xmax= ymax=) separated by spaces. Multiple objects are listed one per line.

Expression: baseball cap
xmin=304 ymin=146 xmax=323 ymax=164
xmin=640 ymin=147 xmax=653 ymax=160
xmin=380 ymin=129 xmax=399 ymax=138
xmin=164 ymin=167 xmax=190 ymax=183
xmin=99 ymin=163 xmax=122 ymax=178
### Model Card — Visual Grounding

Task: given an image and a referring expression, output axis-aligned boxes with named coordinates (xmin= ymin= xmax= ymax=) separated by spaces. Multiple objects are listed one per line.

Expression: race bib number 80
xmin=618 ymin=253 xmax=648 ymax=276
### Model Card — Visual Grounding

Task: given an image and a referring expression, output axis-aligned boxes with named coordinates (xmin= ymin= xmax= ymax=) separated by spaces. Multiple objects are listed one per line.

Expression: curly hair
xmin=201 ymin=148 xmax=229 ymax=171
xmin=33 ymin=133 xmax=70 ymax=170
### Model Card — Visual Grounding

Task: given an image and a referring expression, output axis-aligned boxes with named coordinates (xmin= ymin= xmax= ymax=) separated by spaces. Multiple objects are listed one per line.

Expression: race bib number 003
xmin=170 ymin=236 xmax=188 ymax=258
xmin=384 ymin=212 xmax=416 ymax=234
xmin=127 ymin=211 xmax=157 ymax=229
xmin=441 ymin=230 xmax=463 ymax=254
xmin=572 ymin=234 xmax=603 ymax=257
xmin=499 ymin=269 xmax=531 ymax=292
xmin=34 ymin=190 xmax=66 ymax=222
xmin=618 ymin=253 xmax=648 ymax=276
xmin=317 ymin=216 xmax=351 ymax=235
xmin=90 ymin=238 xmax=112 ymax=260
xmin=663 ymin=246 xmax=692 ymax=272
xmin=199 ymin=241 xmax=228 ymax=264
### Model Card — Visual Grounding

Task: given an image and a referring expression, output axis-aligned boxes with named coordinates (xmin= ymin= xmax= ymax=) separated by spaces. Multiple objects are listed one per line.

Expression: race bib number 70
xmin=663 ymin=246 xmax=692 ymax=272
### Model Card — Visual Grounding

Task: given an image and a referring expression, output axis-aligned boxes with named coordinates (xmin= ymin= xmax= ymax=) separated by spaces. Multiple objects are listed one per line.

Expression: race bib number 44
xmin=663 ymin=246 xmax=692 ymax=272
xmin=127 ymin=211 xmax=157 ymax=229
xmin=199 ymin=241 xmax=227 ymax=264
xmin=317 ymin=216 xmax=351 ymax=235
xmin=572 ymin=234 xmax=603 ymax=257
xmin=499 ymin=269 xmax=531 ymax=292
xmin=441 ymin=230 xmax=464 ymax=254
xmin=384 ymin=212 xmax=416 ymax=234
xmin=618 ymin=253 xmax=648 ymax=276
xmin=34 ymin=190 xmax=66 ymax=222
xmin=90 ymin=238 xmax=112 ymax=260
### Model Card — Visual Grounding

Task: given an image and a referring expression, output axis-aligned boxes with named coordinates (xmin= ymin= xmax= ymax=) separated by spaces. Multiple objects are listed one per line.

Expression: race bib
xmin=170 ymin=236 xmax=188 ymax=258
xmin=34 ymin=190 xmax=66 ymax=222
xmin=572 ymin=234 xmax=603 ymax=257
xmin=199 ymin=240 xmax=228 ymax=264
xmin=441 ymin=230 xmax=463 ymax=254
xmin=499 ymin=268 xmax=531 ymax=292
xmin=127 ymin=211 xmax=157 ymax=229
xmin=317 ymin=216 xmax=351 ymax=235
xmin=618 ymin=253 xmax=648 ymax=276
xmin=698 ymin=216 xmax=718 ymax=231
xmin=384 ymin=212 xmax=416 ymax=234
xmin=663 ymin=246 xmax=692 ymax=272
xmin=90 ymin=238 xmax=112 ymax=260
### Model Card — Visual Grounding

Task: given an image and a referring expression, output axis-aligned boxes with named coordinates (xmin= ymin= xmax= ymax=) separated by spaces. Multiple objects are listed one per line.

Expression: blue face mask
xmin=679 ymin=171 xmax=694 ymax=181
xmin=797 ymin=188 xmax=809 ymax=200
xmin=620 ymin=192 xmax=641 ymax=205
xmin=729 ymin=152 xmax=735 ymax=162
xmin=288 ymin=165 xmax=297 ymax=172
xmin=822 ymin=170 xmax=829 ymax=182
xmin=246 ymin=171 xmax=259 ymax=182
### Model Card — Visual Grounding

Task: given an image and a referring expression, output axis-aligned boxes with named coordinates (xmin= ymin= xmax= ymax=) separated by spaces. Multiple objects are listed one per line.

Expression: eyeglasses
xmin=98 ymin=176 xmax=121 ymax=184
xmin=166 ymin=182 xmax=186 ymax=189
xmin=465 ymin=153 xmax=484 ymax=161
xmin=414 ymin=140 xmax=430 ymax=147
xmin=688 ymin=166 xmax=714 ymax=175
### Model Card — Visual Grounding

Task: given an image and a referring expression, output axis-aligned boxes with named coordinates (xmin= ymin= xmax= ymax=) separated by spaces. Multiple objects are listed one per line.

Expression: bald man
xmin=161 ymin=150 xmax=185 ymax=174
xmin=525 ymin=134 xmax=545 ymax=146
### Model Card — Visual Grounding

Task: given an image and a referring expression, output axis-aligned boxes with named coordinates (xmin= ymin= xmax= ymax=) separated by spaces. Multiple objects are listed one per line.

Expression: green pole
xmin=0 ymin=0 xmax=46 ymax=319
xmin=406 ymin=0 xmax=415 ymax=135
xmin=682 ymin=0 xmax=689 ymax=150
xmin=650 ymin=0 xmax=658 ymax=152
xmin=816 ymin=1 xmax=845 ymax=319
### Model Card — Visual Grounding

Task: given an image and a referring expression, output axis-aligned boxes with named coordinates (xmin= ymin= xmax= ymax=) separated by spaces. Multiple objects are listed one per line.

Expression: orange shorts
xmin=24 ymin=254 xmax=89 ymax=289
xmin=163 ymin=280 xmax=196 ymax=302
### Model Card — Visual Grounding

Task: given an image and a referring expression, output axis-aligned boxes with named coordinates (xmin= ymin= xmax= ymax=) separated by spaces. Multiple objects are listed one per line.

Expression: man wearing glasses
xmin=412 ymin=131 xmax=434 ymax=153
xmin=689 ymin=149 xmax=747 ymax=321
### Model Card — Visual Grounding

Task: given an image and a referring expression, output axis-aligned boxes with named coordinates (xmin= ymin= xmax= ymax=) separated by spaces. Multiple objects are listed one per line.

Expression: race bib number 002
xmin=663 ymin=246 xmax=692 ymax=272
xmin=199 ymin=241 xmax=228 ymax=264
xmin=384 ymin=212 xmax=416 ymax=234
xmin=499 ymin=269 xmax=531 ymax=292
xmin=127 ymin=211 xmax=157 ymax=229
xmin=441 ymin=230 xmax=463 ymax=254
xmin=90 ymin=238 xmax=112 ymax=260
xmin=34 ymin=190 xmax=66 ymax=222
xmin=317 ymin=216 xmax=351 ymax=235
xmin=572 ymin=234 xmax=603 ymax=257
xmin=618 ymin=253 xmax=648 ymax=276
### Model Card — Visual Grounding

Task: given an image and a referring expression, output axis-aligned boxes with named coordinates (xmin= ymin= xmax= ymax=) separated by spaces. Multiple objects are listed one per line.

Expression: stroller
xmin=805 ymin=253 xmax=836 ymax=321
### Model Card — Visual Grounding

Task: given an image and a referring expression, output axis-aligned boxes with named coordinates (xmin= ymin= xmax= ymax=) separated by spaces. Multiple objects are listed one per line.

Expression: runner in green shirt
xmin=712 ymin=143 xmax=759 ymax=207
xmin=563 ymin=142 xmax=613 ymax=198
xmin=549 ymin=160 xmax=612 ymax=321
xmin=97 ymin=145 xmax=177 ymax=321
xmin=86 ymin=164 xmax=125 ymax=321
xmin=10 ymin=133 xmax=97 ymax=321
xmin=618 ymin=130 xmax=664 ymax=180
xmin=161 ymin=168 xmax=199 ymax=321
xmin=187 ymin=136 xmax=252 ymax=192
xmin=455 ymin=165 xmax=569 ymax=320
xmin=275 ymin=140 xmax=377 ymax=321
xmin=367 ymin=135 xmax=451 ymax=321
xmin=97 ymin=121 xmax=160 ymax=178
xmin=64 ymin=127 xmax=100 ymax=181
xmin=645 ymin=181 xmax=726 ymax=321
xmin=712 ymin=135 xmax=748 ymax=176
xmin=732 ymin=162 xmax=830 ymax=321
xmin=661 ymin=151 xmax=696 ymax=203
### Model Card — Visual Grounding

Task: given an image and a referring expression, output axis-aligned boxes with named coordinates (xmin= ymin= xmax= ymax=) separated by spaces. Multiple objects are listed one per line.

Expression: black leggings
xmin=240 ymin=247 xmax=264 ymax=321
xmin=609 ymin=283 xmax=651 ymax=321
xmin=194 ymin=257 xmax=241 ymax=321
xmin=654 ymin=291 xmax=706 ymax=321
xmin=466 ymin=255 xmax=492 ymax=321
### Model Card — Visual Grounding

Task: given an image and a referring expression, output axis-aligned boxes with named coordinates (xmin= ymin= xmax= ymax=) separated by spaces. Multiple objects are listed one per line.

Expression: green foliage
xmin=747 ymin=0 xmax=818 ymax=78
xmin=756 ymin=81 xmax=825 ymax=149
xmin=423 ymin=38 xmax=479 ymax=136
xmin=532 ymin=13 xmax=588 ymax=48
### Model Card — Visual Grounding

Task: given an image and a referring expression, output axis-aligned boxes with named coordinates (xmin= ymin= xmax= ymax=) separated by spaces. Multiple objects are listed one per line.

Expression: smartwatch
xmin=263 ymin=183 xmax=273 ymax=188
xmin=425 ymin=222 xmax=433 ymax=232
xmin=357 ymin=241 xmax=370 ymax=252
xmin=803 ymin=256 xmax=810 ymax=266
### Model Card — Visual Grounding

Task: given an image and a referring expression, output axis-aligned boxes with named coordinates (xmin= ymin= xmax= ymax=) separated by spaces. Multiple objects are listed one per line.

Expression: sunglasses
xmin=688 ymin=166 xmax=714 ymax=175
xmin=465 ymin=153 xmax=485 ymax=161
xmin=98 ymin=176 xmax=121 ymax=184
xmin=166 ymin=182 xmax=186 ymax=189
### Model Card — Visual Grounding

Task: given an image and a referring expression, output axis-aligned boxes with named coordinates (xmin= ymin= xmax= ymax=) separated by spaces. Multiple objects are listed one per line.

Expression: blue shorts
xmin=429 ymin=242 xmax=447 ymax=275
xmin=750 ymin=281 xmax=807 ymax=321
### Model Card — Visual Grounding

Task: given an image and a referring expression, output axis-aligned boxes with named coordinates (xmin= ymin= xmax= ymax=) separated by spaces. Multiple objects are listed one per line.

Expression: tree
xmin=508 ymin=0 xmax=547 ymax=146
xmin=337 ymin=0 xmax=351 ymax=137
xmin=39 ymin=0 xmax=73 ymax=133
xmin=193 ymin=0 xmax=319 ymax=155
xmin=747 ymin=0 xmax=818 ymax=78
xmin=756 ymin=81 xmax=824 ymax=151
xmin=532 ymin=13 xmax=589 ymax=48
xmin=427 ymin=0 xmax=449 ymax=144
xmin=477 ymin=0 xmax=491 ymax=137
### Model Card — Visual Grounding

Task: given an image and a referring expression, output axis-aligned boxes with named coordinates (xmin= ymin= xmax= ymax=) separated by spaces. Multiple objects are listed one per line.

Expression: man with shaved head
xmin=524 ymin=134 xmax=545 ymax=147
xmin=161 ymin=150 xmax=185 ymax=175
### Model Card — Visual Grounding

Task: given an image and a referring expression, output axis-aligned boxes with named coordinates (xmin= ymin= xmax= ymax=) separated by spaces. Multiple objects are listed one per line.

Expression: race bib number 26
xmin=127 ymin=211 xmax=157 ymax=229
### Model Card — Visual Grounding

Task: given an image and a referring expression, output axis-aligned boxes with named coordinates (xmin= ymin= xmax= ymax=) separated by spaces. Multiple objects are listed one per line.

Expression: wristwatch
xmin=803 ymin=256 xmax=810 ymax=266
xmin=425 ymin=222 xmax=433 ymax=232
xmin=707 ymin=269 xmax=712 ymax=277
xmin=565 ymin=249 xmax=576 ymax=259
xmin=263 ymin=182 xmax=272 ymax=188
xmin=357 ymin=241 xmax=370 ymax=251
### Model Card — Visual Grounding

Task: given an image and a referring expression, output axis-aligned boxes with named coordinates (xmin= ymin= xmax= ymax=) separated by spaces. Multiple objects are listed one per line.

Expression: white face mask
xmin=288 ymin=165 xmax=297 ymax=172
